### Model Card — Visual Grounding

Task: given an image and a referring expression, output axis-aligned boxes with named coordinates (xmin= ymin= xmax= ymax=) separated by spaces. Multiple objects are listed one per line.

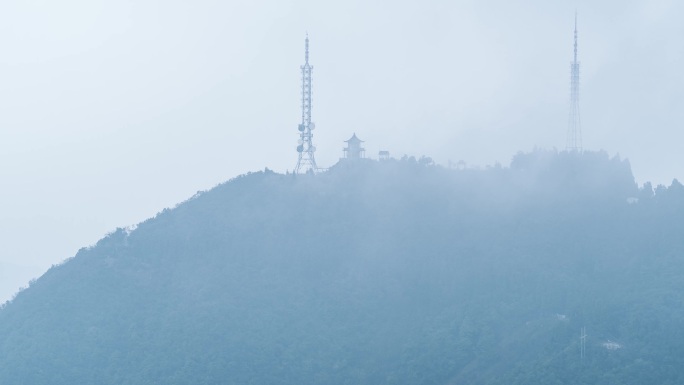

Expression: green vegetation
xmin=1 ymin=150 xmax=683 ymax=384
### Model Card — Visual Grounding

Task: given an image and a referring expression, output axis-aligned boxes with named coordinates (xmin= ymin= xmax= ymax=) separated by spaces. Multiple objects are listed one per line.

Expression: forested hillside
xmin=1 ymin=150 xmax=683 ymax=384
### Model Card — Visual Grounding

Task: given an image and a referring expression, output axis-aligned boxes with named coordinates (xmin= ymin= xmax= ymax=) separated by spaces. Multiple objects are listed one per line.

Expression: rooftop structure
xmin=343 ymin=134 xmax=365 ymax=159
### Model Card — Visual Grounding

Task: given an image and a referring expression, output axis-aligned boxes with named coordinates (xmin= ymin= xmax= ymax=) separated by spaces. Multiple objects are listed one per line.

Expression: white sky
xmin=1 ymin=0 xmax=682 ymax=302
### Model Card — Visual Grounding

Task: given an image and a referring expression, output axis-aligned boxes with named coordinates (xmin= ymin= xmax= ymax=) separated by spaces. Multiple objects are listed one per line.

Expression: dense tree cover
xmin=1 ymin=150 xmax=683 ymax=384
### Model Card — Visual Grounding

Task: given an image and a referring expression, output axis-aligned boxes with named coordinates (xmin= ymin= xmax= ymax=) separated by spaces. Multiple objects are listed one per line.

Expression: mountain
xmin=1 ymin=150 xmax=684 ymax=384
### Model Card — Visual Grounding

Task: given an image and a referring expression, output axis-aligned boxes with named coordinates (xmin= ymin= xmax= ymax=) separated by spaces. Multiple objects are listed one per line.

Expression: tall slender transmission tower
xmin=567 ymin=13 xmax=582 ymax=152
xmin=294 ymin=34 xmax=318 ymax=173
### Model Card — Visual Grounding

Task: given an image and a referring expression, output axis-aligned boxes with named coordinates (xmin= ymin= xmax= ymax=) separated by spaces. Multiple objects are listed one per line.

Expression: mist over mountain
xmin=1 ymin=150 xmax=683 ymax=384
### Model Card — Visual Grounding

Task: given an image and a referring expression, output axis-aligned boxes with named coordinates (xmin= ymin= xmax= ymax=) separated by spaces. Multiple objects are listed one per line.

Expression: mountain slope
xmin=1 ymin=151 xmax=683 ymax=384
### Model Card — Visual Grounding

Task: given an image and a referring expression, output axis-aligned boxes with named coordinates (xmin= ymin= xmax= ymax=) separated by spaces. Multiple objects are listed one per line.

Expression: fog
xmin=0 ymin=0 xmax=682 ymax=302
xmin=2 ymin=154 xmax=682 ymax=383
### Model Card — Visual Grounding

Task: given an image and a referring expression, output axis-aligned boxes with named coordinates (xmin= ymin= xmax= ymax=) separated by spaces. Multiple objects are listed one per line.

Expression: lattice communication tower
xmin=567 ymin=13 xmax=582 ymax=152
xmin=294 ymin=34 xmax=318 ymax=173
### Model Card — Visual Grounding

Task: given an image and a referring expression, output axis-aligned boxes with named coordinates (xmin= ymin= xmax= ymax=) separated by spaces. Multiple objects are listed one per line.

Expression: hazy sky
xmin=1 ymin=0 xmax=682 ymax=302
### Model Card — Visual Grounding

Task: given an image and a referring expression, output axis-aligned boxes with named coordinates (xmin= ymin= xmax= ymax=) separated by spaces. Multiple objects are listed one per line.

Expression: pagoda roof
xmin=345 ymin=133 xmax=364 ymax=143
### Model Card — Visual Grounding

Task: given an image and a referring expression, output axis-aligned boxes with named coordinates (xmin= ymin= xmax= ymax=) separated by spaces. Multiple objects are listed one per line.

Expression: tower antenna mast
xmin=294 ymin=34 xmax=319 ymax=173
xmin=567 ymin=12 xmax=583 ymax=152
